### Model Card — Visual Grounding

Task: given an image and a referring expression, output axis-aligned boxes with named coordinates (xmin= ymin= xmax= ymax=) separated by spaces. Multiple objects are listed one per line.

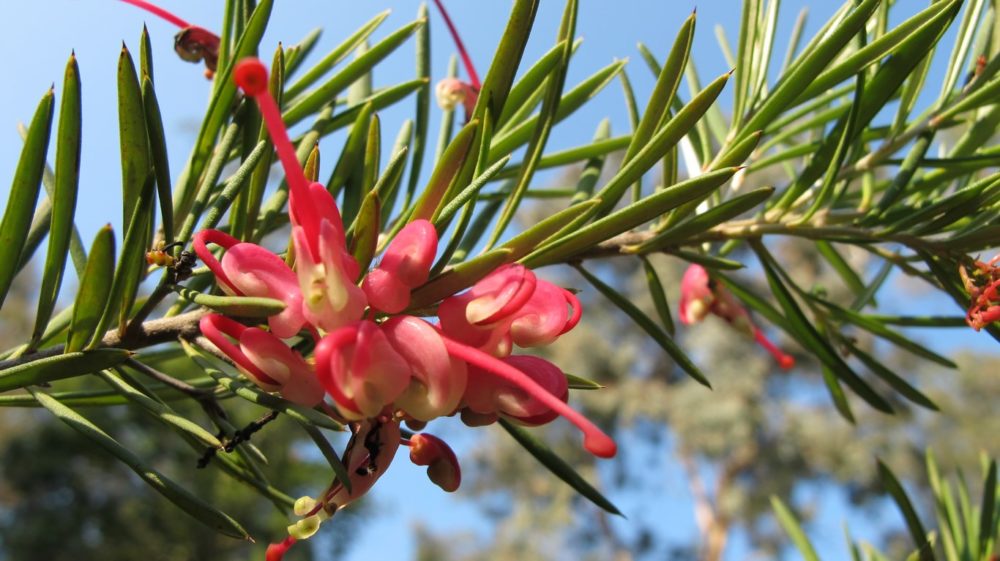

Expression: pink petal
xmin=221 ymin=243 xmax=305 ymax=338
xmin=362 ymin=268 xmax=411 ymax=314
xmin=240 ymin=328 xmax=324 ymax=407
xmin=408 ymin=433 xmax=461 ymax=492
xmin=382 ymin=316 xmax=467 ymax=421
xmin=381 ymin=220 xmax=438 ymax=287
xmin=509 ymin=281 xmax=572 ymax=348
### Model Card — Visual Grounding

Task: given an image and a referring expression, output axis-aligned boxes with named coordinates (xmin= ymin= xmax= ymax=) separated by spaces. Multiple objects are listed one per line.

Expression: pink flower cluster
xmin=679 ymin=264 xmax=795 ymax=370
xmin=189 ymin=59 xmax=615 ymax=547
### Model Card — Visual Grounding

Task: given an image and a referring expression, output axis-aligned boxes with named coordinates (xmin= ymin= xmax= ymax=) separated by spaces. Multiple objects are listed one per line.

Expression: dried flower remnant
xmin=120 ymin=0 xmax=220 ymax=77
xmin=679 ymin=264 xmax=795 ymax=370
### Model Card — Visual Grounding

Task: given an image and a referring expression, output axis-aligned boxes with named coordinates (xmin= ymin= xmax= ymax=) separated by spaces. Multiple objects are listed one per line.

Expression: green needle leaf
xmin=68 ymin=225 xmax=116 ymax=352
xmin=29 ymin=389 xmax=251 ymax=540
xmin=32 ymin=54 xmax=82 ymax=347
xmin=0 ymin=348 xmax=131 ymax=392
xmin=0 ymin=87 xmax=54 ymax=309
xmin=500 ymin=419 xmax=622 ymax=516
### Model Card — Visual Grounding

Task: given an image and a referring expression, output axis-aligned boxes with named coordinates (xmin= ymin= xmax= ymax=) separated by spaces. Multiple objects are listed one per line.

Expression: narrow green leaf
xmin=433 ymin=155 xmax=511 ymax=229
xmin=117 ymin=44 xmax=152 ymax=232
xmin=174 ymin=286 xmax=285 ymax=318
xmin=771 ymin=496 xmax=821 ymax=561
xmin=640 ymin=256 xmax=675 ymax=336
xmin=173 ymin=0 xmax=273 ymax=224
xmin=565 ymin=373 xmax=604 ymax=390
xmin=590 ymin=71 xmax=731 ymax=218
xmin=572 ymin=119 xmax=612 ymax=203
xmin=575 ymin=264 xmax=709 ymax=387
xmin=496 ymin=39 xmax=569 ymax=129
xmin=816 ymin=299 xmax=957 ymax=368
xmin=487 ymin=0 xmax=578 ymax=248
xmin=403 ymin=3 xmax=431 ymax=217
xmin=978 ymin=460 xmax=997 ymax=557
xmin=409 ymin=119 xmax=479 ymax=222
xmin=283 ymin=19 xmax=424 ymax=126
xmin=494 ymin=135 xmax=629 ymax=181
xmin=374 ymin=142 xmax=412 ymax=220
xmin=794 ymin=1 xmax=955 ymax=103
xmin=524 ymin=168 xmax=738 ymax=268
xmin=848 ymin=343 xmax=938 ymax=411
xmin=98 ymin=369 xmax=222 ymax=449
xmin=879 ymin=460 xmax=936 ymax=561
xmin=815 ymin=241 xmax=866 ymax=301
xmin=0 ymin=348 xmax=131 ymax=393
xmin=821 ymin=366 xmax=856 ymax=423
xmin=284 ymin=10 xmax=390 ymax=99
xmin=29 ymin=389 xmax=250 ymax=540
xmin=328 ymin=102 xmax=373 ymax=220
xmin=349 ymin=191 xmax=381 ymax=277
xmin=725 ymin=0 xmax=879 ymax=151
xmin=500 ymin=419 xmax=622 ymax=516
xmin=753 ymin=243 xmax=893 ymax=413
xmin=32 ymin=54 xmax=82 ymax=347
xmin=95 ymin=174 xmax=155 ymax=341
xmin=142 ymin=75 xmax=173 ymax=244
xmin=488 ymin=59 xmax=625 ymax=160
xmin=469 ymin=0 xmax=540 ymax=127
xmin=500 ymin=200 xmax=599 ymax=262
xmin=68 ymin=225 xmax=116 ymax=352
xmin=624 ymin=10 xmax=695 ymax=170
xmin=0 ymin=87 xmax=54 ymax=308
xmin=637 ymin=187 xmax=774 ymax=253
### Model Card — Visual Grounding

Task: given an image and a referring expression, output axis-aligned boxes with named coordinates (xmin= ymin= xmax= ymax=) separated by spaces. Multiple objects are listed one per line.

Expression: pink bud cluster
xmin=679 ymin=264 xmax=795 ymax=370
xmin=189 ymin=58 xmax=615 ymax=550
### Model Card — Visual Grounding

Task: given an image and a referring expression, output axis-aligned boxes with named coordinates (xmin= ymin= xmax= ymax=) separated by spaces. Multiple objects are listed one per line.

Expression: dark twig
xmin=198 ymin=410 xmax=279 ymax=468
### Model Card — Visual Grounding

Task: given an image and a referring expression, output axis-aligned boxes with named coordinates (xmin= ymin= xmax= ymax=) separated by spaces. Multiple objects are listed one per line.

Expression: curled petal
xmin=194 ymin=229 xmax=305 ymax=338
xmin=200 ymin=314 xmax=322 ymax=406
xmin=510 ymin=282 xmax=575 ymax=348
xmin=239 ymin=328 xmax=324 ymax=406
xmin=408 ymin=433 xmax=461 ymax=492
xmin=361 ymin=269 xmax=410 ymax=315
xmin=382 ymin=316 xmax=466 ymax=421
xmin=314 ymin=322 xmax=411 ymax=419
xmin=438 ymin=264 xmax=537 ymax=354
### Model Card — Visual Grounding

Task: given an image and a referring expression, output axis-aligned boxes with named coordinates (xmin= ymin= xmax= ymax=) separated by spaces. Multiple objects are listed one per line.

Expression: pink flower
xmin=120 ymin=0 xmax=219 ymax=77
xmin=362 ymin=220 xmax=438 ymax=314
xmin=461 ymin=355 xmax=568 ymax=427
xmin=193 ymin=229 xmax=305 ymax=339
xmin=679 ymin=264 xmax=795 ymax=370
xmin=199 ymin=314 xmax=324 ymax=406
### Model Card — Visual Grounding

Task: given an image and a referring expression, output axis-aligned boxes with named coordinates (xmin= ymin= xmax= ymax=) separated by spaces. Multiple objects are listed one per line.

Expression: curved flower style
xmin=679 ymin=264 xmax=795 ymax=370
xmin=120 ymin=0 xmax=219 ymax=76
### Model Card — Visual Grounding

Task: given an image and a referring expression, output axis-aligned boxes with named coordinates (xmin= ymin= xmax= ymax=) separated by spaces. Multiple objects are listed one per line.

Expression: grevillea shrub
xmin=0 ymin=0 xmax=998 ymax=558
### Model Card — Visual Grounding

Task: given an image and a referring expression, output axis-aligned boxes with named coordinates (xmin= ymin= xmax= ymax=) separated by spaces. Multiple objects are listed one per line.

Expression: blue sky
xmin=1 ymin=2 xmax=995 ymax=560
